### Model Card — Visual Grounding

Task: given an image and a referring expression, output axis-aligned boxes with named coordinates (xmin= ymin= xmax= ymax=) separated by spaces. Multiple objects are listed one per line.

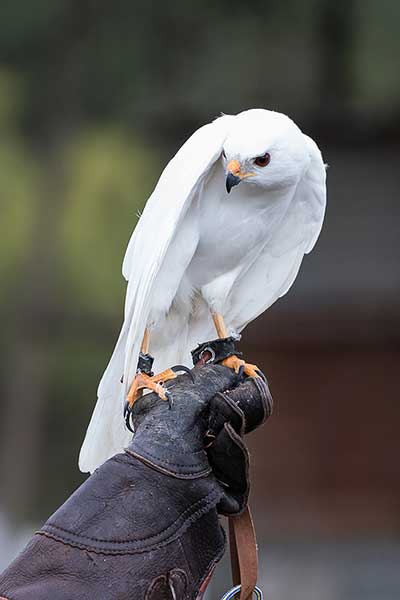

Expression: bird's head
xmin=222 ymin=109 xmax=309 ymax=193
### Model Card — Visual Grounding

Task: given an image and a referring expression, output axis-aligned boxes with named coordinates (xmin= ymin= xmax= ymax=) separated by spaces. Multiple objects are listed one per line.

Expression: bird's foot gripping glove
xmin=192 ymin=336 xmax=264 ymax=380
xmin=0 ymin=364 xmax=272 ymax=600
xmin=124 ymin=351 xmax=192 ymax=419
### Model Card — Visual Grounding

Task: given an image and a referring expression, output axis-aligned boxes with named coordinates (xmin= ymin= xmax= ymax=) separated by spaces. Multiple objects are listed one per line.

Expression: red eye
xmin=254 ymin=153 xmax=270 ymax=167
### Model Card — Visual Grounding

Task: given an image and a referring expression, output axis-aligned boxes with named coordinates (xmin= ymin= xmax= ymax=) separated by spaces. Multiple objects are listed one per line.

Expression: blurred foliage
xmin=0 ymin=64 xmax=161 ymax=518
xmin=0 ymin=142 xmax=38 ymax=290
xmin=0 ymin=0 xmax=399 ymax=139
xmin=355 ymin=0 xmax=400 ymax=113
xmin=61 ymin=129 xmax=157 ymax=316
xmin=0 ymin=71 xmax=39 ymax=293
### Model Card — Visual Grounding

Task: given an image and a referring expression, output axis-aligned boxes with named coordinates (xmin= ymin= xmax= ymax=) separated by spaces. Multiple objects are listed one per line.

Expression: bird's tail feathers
xmin=79 ymin=325 xmax=130 ymax=473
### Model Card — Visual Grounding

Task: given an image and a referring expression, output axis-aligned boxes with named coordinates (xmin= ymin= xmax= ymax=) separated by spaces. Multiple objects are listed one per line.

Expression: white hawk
xmin=79 ymin=108 xmax=326 ymax=473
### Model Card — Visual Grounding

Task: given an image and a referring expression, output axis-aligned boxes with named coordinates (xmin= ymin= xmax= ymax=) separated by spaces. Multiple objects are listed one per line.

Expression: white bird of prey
xmin=79 ymin=108 xmax=326 ymax=473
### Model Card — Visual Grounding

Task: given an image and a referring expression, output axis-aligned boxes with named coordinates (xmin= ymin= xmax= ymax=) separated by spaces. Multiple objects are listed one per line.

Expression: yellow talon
xmin=127 ymin=368 xmax=178 ymax=408
xmin=222 ymin=355 xmax=262 ymax=378
xmin=243 ymin=363 xmax=261 ymax=378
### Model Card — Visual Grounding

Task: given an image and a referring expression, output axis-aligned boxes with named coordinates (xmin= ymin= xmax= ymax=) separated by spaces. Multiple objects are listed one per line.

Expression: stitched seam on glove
xmin=37 ymin=487 xmax=222 ymax=553
xmin=126 ymin=449 xmax=211 ymax=478
xmin=126 ymin=448 xmax=208 ymax=468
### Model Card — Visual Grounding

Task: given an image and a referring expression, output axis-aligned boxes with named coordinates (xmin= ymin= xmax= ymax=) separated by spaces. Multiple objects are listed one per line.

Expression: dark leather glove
xmin=0 ymin=364 xmax=272 ymax=600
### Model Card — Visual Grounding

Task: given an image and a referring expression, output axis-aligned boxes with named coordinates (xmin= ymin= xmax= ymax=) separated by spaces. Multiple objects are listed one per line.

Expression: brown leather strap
xmin=229 ymin=506 xmax=258 ymax=600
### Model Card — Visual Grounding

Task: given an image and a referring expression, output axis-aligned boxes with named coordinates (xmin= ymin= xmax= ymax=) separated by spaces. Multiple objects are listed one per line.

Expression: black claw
xmin=123 ymin=400 xmax=129 ymax=419
xmin=123 ymin=401 xmax=134 ymax=433
xmin=165 ymin=389 xmax=174 ymax=409
xmin=171 ymin=364 xmax=194 ymax=382
xmin=237 ymin=364 xmax=245 ymax=381
xmin=255 ymin=369 xmax=267 ymax=383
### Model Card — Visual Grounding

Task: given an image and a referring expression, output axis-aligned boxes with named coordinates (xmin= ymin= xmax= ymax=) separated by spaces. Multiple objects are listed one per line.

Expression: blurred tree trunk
xmin=317 ymin=0 xmax=356 ymax=109
xmin=0 ymin=343 xmax=49 ymax=517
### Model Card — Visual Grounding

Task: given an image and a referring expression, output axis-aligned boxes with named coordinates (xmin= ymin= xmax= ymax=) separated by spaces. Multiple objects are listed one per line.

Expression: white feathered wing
xmin=79 ymin=115 xmax=233 ymax=473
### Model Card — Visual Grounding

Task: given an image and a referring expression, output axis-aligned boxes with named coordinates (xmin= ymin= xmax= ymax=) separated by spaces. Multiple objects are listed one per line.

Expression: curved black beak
xmin=226 ymin=172 xmax=241 ymax=193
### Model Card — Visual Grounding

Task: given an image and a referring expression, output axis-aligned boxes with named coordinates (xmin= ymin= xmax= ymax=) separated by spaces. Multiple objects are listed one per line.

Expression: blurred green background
xmin=0 ymin=1 xmax=399 ymax=598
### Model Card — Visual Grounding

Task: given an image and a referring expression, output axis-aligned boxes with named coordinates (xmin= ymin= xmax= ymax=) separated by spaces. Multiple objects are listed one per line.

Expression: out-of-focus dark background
xmin=0 ymin=1 xmax=399 ymax=598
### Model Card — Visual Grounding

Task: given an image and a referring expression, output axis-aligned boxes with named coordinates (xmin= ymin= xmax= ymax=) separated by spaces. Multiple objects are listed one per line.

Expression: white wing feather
xmin=79 ymin=115 xmax=233 ymax=473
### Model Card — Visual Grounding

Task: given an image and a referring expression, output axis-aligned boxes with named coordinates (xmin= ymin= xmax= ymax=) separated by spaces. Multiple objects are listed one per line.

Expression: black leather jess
xmin=0 ymin=364 xmax=272 ymax=600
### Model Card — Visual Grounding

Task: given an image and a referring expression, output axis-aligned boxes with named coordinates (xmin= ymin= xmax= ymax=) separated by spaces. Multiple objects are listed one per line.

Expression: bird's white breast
xmin=185 ymin=160 xmax=293 ymax=292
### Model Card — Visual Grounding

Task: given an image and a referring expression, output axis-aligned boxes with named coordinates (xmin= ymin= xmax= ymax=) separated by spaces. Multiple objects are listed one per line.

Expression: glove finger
xmin=166 ymin=363 xmax=241 ymax=406
xmin=225 ymin=376 xmax=273 ymax=433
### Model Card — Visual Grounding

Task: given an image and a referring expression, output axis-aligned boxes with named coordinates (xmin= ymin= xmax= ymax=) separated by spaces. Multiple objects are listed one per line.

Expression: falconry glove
xmin=0 ymin=363 xmax=272 ymax=600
